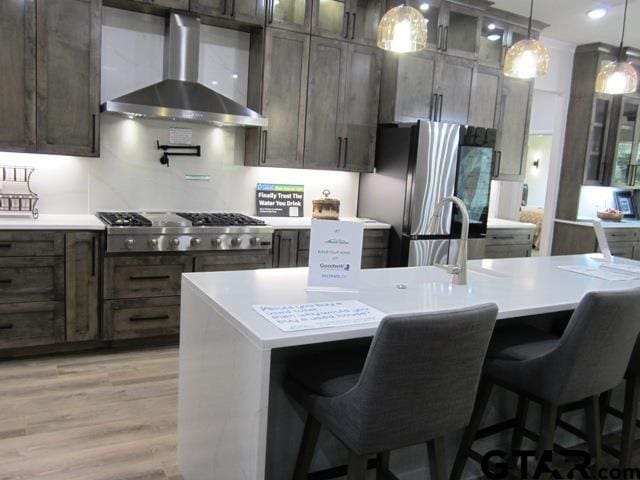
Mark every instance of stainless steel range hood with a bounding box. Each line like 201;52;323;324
100;13;267;127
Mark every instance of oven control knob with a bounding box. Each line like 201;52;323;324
125;238;136;250
191;237;201;247
231;237;242;247
212;237;222;247
170;238;180;248
148;238;159;248
250;237;261;246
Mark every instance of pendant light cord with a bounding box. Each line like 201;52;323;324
620;0;629;59
527;0;534;38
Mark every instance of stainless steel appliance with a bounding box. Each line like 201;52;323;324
96;212;274;253
358;121;496;267
100;13;267;128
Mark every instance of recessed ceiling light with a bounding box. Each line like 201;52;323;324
419;2;430;11
587;7;608;19
487;33;502;42
488;23;496;30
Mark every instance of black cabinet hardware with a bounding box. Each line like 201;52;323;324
129;275;171;281
129;315;170;322
0;323;13;330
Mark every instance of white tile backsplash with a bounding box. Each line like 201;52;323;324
0;8;360;217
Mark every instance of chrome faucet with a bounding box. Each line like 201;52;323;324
427;196;470;285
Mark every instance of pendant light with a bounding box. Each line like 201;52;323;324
377;1;428;54
595;0;638;95
503;0;550;79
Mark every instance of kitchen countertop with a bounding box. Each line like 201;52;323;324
258;216;391;229
556;218;640;229
182;253;634;349
487;218;536;229
0;214;105;231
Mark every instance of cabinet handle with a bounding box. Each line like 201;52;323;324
343;12;350;39
268;0;274;22
230;0;236;16
493;151;502;178
92;235;97;277
351;13;356;40
438;94;444;121
632;165;638;186
91;114;96;153
129;315;170;322
443;26;449;51
0;243;12;248
273;233;281;267
343;137;349;168
128;275;171;281
222;0;228;15
261;130;268;164
438;25;443;50
337;137;343;167
0;279;12;285
429;93;436;120
0;323;13;330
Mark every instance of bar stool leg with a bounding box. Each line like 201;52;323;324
293;415;321;480
427;436;447;480
347;452;368;480
509;396;530;468
450;379;494;480
536;402;558;461
621;376;640;467
599;390;612;431
585;396;603;469
376;452;390;479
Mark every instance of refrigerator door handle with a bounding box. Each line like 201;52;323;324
493;150;502;178
429;93;437;120
438;94;444;121
337;137;343;168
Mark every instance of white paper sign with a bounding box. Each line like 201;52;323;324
253;300;385;332
307;219;364;291
557;265;640;281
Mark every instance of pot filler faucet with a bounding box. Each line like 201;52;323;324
427;196;470;285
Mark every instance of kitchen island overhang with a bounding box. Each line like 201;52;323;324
177;255;639;479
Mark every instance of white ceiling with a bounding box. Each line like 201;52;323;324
492;0;639;47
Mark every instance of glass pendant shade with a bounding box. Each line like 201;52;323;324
503;38;550;79
377;4;428;53
595;61;638;94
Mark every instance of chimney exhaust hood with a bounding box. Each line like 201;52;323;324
100;12;267;128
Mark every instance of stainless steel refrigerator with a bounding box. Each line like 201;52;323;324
358;121;496;267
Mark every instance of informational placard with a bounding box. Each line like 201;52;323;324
169;127;192;145
256;183;304;217
557;265;640;281
253;300;385;332
308;219;364;291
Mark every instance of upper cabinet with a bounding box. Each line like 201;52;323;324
609;96;640;188
266;0;311;32
311;0;383;46
190;0;265;26
0;0;101;157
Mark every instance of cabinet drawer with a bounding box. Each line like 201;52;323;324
297;250;309;267
104;297;180;340
298;229;390;250
104;255;192;299
605;229;637;242
361;248;388;269
0;301;65;349
485;229;533;246
0;231;64;257
0;257;64;304
607;241;635;259
485;244;532;259
194;252;273;271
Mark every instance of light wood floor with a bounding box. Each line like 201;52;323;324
0;346;182;480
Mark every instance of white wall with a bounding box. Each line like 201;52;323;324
0;7;360;217
524;134;553;207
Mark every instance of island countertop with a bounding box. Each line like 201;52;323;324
182;254;639;349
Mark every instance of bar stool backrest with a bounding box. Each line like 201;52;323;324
332;303;498;455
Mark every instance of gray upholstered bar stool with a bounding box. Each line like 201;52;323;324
285;304;498;480
451;288;640;479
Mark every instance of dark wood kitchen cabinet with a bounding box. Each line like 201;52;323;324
190;0;265;26
436;55;475;124
0;257;64;304
0;0;36;153
194;251;273;271
104;297;180;340
265;0;311;32
65;232;100;342
245;29;309;168
36;0;101;157
469;65;502;129
272;230;299;267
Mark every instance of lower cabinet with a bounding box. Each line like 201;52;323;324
0;301;65;349
66;232;100;342
484;228;534;259
194;251;273;271
552;222;640;259
103;297;180;340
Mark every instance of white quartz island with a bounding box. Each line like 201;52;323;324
178;254;640;480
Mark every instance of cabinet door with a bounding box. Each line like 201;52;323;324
134;0;188;8
611;97;640;187
232;0;265;25
469;66;501;128
0;0;36;153
584;95;612;185
406;0;443;50
194;252;273;271
304;37;347;170
478;16;507;67
342;44;382;172
266;0;311;32
190;0;227;17
260;29;309;168
36;0;100;157
348;0;383;46
441;2;480;58
394;51;439;122
496;77;532;180
312;0;348;41
66;232;100;342
273;230;299;267
436;55;473;124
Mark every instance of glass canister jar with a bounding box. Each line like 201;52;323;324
312;189;340;220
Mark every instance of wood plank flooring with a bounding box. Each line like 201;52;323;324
0;347;182;480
